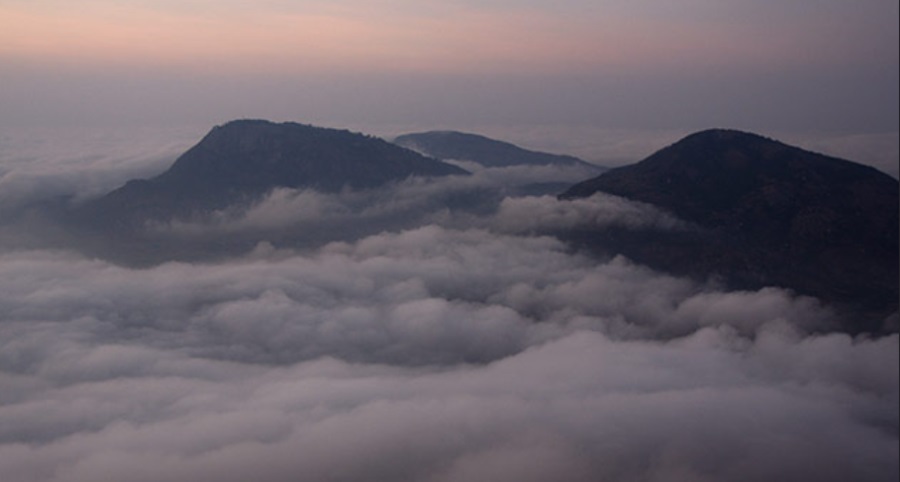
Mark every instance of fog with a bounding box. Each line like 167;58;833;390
0;126;203;210
3;0;897;476
0;230;896;482
0;131;897;481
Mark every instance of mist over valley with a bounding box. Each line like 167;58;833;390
0;119;896;482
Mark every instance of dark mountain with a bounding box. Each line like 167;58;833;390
559;129;899;333
79;120;468;228
394;130;602;170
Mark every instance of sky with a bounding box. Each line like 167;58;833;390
0;4;898;481
1;0;897;152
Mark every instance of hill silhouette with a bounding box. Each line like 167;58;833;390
80;120;468;228
394;130;602;169
560;129;899;333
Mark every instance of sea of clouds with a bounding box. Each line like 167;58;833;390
0;127;896;482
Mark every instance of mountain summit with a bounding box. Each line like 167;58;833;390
560;129;899;331
394;130;600;169
81;120;468;226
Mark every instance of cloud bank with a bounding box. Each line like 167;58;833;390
0;126;200;211
0;128;896;482
1;223;896;482
149;166;683;245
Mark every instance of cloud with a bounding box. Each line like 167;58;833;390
492;193;691;234
0;222;845;371
0;126;198;211
0;128;896;481
145;167;687;260
1;220;895;482
0;322;895;481
145;163;606;240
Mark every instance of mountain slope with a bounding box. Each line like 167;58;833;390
559;129;899;332
81;120;468;227
394;130;601;169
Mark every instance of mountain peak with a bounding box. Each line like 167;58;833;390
201;119;341;145
559;129;899;330
80;120;468;226
679;128;768;142
561;128;893;222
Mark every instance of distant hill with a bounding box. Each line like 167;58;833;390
79;120;468;228
394;130;603;170
559;129;899;333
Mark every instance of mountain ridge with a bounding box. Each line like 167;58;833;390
79;119;468;228
394;130;603;170
559;128;899;332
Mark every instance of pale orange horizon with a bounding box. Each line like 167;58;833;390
0;0;896;136
1;1;872;74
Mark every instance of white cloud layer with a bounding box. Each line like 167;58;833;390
0;125;896;481
1;223;895;481
0;126;201;210
150;169;685;245
492;193;690;233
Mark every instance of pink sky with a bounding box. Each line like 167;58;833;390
2;1;885;74
1;0;897;140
